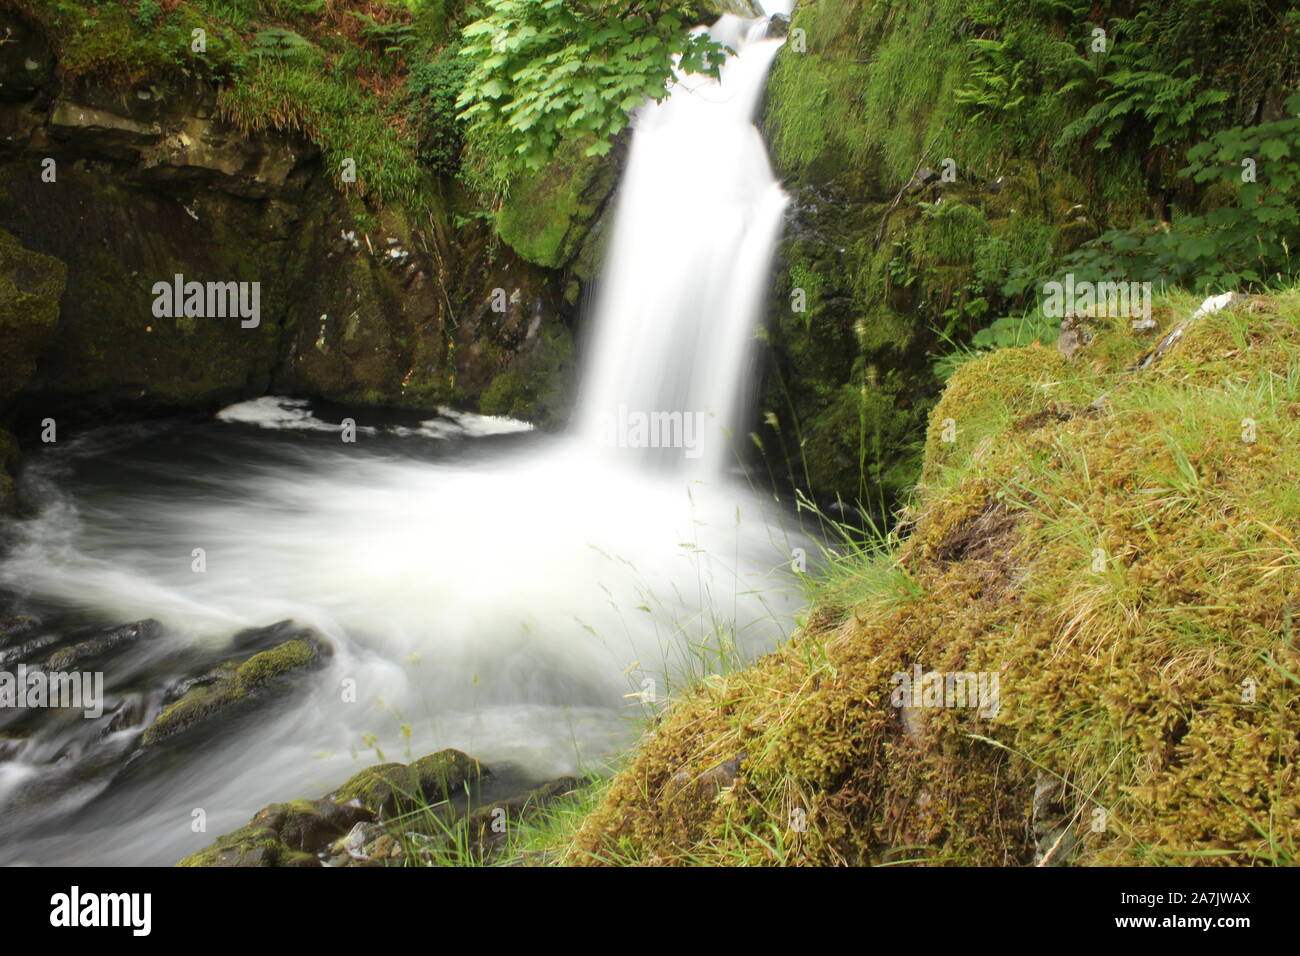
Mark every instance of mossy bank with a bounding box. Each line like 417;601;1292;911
565;288;1300;866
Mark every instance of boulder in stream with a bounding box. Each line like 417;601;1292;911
141;631;329;746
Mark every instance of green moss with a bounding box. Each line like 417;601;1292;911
492;138;616;269
0;227;68;403
177;825;286;867
218;61;436;211
567;288;1300;866
332;748;481;818
478;320;575;426
1;0;245;85
235;639;315;690
756;0;1273;511
142;637;322;745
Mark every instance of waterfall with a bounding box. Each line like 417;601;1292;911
575;5;794;472
0;4;809;865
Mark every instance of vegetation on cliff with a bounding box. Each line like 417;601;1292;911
1;1;715;247
759;0;1300;510
566;289;1300;865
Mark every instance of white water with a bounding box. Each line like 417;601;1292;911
0;6;800;865
576;8;793;471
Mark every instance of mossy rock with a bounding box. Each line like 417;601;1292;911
568;291;1300;866
331;748;483;819
142;635;327;746
477;319;575;426
494;138;618;269
0;226;67;405
179;749;489;865
178;798;372;866
176;824;288;867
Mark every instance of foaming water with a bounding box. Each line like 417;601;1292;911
0;417;805;864
0;4;803;865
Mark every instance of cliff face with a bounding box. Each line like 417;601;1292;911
0;5;602;507
0;7;578;421
756;0;1299;510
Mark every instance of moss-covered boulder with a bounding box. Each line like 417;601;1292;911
493;138;620;271
141;634;328;746
177;797;373;867
331;749;483;819
179;749;490;866
43;619;160;672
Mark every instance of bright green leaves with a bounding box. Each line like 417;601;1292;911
455;0;728;171
1064;94;1300;293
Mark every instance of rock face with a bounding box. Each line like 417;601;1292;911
0;6;582;494
0;226;66;405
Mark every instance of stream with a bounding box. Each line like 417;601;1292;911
0;4;801;866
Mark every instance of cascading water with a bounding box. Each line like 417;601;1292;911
0;5;801;865
576;8;793;471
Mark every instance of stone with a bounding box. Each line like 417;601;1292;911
330;748;483;819
44;619;160;671
141;631;329;745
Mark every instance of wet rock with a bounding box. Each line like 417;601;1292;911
334;821;388;862
0;227;67;407
182;749;484;866
136;114;313;199
330;748;484;819
177;824;289;868
44;619;160;671
180;750;593;867
141;631;329;746
0;631;59;667
177;796;373;868
48;99;161;160
0;613;38;646
260;798;373;853
103;693;149;735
